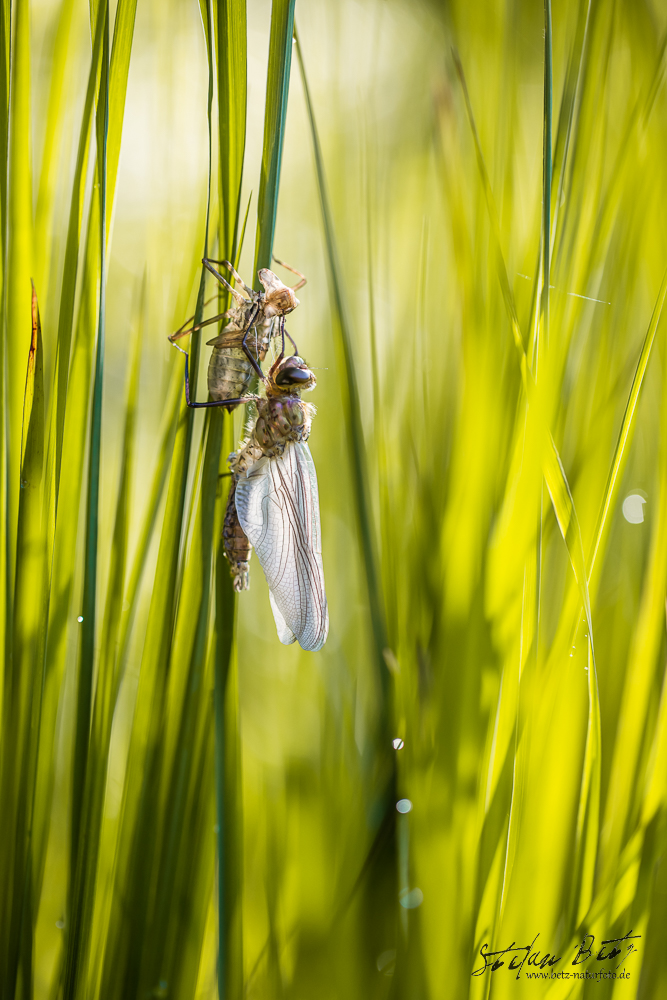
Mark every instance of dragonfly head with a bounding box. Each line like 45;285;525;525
257;269;300;317
269;355;317;394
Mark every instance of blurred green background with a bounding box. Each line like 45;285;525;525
2;0;667;997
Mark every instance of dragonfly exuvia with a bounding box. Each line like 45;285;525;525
169;257;305;407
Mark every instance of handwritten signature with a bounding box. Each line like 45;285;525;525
472;930;640;980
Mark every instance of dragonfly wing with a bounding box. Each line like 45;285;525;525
235;443;329;651
269;590;297;646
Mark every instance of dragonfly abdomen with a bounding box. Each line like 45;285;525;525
206;319;273;406
222;397;311;589
223;479;252;591
208;346;255;402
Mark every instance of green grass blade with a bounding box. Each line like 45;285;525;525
454;49;596;641
253;0;296;282
452;48;527;364
0;0;9;758
140;409;223;993
99;3;217;989
38;13;139;923
96;310;204;1000
49;5;107;509
235;190;252;271
34;207;100;926
31;34;111;887
594;294;667;900
561;270;667;925
4;0;32;611
215;529;242;1000
97;380;199;996
587;267;667;590
115;362;182;671
295;29;389;702
216;0;247;263
34;0;77;297
72;0;109;870
550;0;591;268
99;278;145;699
210;3;247;995
539;0;552;373
0;0;9;246
294;27;397;956
0;285;45;995
107;0;138;231
454;37;604;954
64;6;110;996
67;279;143;998
565;36;667;305
0;0;34;987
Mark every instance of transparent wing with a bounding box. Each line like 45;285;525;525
269;591;297;646
235;443;329;651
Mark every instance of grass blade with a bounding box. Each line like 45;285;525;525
0;0;35;988
295;29;389;704
587;267;667;590
294;27;398;965
5;0;33;603
107;0;139;230
216;0;247;263
0;0;9;754
115;361;182;671
210;2;247;995
253;0;296;281
64;5;110;995
454;35;604;951
0;284;45;995
49;4;107;513
538;0;552;373
99;3;217;991
34;0;77;297
140;409;223;993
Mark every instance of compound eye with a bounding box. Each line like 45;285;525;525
276;367;311;386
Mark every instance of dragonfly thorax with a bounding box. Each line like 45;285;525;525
253;396;312;456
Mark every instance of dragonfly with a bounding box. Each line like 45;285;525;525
169;260;328;652
169;257;306;408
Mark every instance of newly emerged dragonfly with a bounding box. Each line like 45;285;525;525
169;261;328;652
169;257;305;407
226;354;328;650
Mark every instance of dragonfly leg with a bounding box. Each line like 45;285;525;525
203;258;254;297
202;258;248;307
273;256;307;291
241;304;266;380
220;260;255;298
169;309;231;343
276;317;299;357
285;327;299;356
170;295;223;341
171;341;258;409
